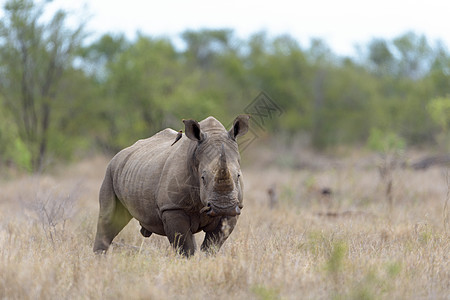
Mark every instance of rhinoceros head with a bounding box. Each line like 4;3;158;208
183;115;250;217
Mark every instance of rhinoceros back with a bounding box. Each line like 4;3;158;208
108;128;178;221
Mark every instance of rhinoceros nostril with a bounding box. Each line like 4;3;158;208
200;202;213;214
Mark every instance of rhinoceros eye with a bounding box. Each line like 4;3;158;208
201;175;206;184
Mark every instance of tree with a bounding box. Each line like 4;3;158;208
80;33;128;81
96;35;184;151
0;0;85;171
393;32;432;79
181;29;234;69
427;97;450;149
368;38;394;75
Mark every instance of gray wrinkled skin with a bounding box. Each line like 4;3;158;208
93;115;249;256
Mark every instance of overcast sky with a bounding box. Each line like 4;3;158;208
5;0;450;56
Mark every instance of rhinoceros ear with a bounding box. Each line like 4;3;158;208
228;114;250;140
183;119;205;142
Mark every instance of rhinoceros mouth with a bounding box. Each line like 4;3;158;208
200;203;242;217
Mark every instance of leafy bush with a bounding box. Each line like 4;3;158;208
367;128;406;154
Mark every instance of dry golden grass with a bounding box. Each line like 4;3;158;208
0;153;449;299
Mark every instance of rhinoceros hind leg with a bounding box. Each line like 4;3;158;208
93;197;132;253
93;173;132;253
93;198;132;253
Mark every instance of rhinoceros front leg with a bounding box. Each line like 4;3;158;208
201;216;237;253
161;210;196;257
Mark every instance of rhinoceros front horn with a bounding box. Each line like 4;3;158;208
215;144;232;188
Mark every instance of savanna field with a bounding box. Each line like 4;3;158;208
2;1;450;299
0;149;449;299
